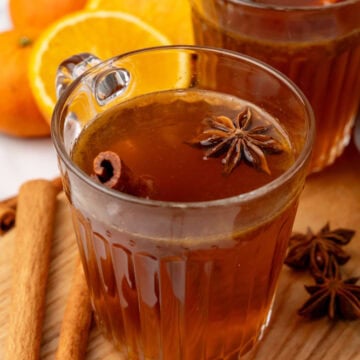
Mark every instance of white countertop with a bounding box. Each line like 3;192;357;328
0;0;58;199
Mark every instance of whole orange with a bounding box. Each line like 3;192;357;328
0;29;50;137
9;0;87;29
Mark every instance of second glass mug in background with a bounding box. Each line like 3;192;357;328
191;0;360;172
52;46;314;359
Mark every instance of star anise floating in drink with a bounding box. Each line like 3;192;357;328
188;107;285;174
286;223;359;320
285;223;355;276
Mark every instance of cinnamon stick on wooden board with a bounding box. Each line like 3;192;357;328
56;259;93;360
0;177;62;235
5;179;59;360
0;206;15;235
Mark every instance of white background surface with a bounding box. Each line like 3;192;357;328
0;0;59;199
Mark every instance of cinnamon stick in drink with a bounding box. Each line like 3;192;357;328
55;259;92;360
92;151;154;197
54;153;152;359
5;179;58;360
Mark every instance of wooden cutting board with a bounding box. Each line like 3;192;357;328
0;143;360;360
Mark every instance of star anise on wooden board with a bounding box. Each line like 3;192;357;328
298;260;360;320
285;223;355;276
188;107;285;175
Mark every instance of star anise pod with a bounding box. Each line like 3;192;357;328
188;107;285;175
285;223;355;275
298;260;360;320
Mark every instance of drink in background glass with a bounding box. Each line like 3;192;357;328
191;0;360;172
52;47;314;359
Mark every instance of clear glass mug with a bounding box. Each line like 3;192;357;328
52;46;314;359
191;0;360;172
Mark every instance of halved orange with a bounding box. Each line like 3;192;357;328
86;0;194;45
28;10;172;123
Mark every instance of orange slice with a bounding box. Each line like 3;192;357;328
86;0;194;44
28;10;171;123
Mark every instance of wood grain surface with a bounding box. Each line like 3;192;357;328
0;143;359;360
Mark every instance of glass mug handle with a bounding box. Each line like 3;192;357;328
55;53;131;105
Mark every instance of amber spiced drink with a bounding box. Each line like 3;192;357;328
52;47;314;359
191;0;360;172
